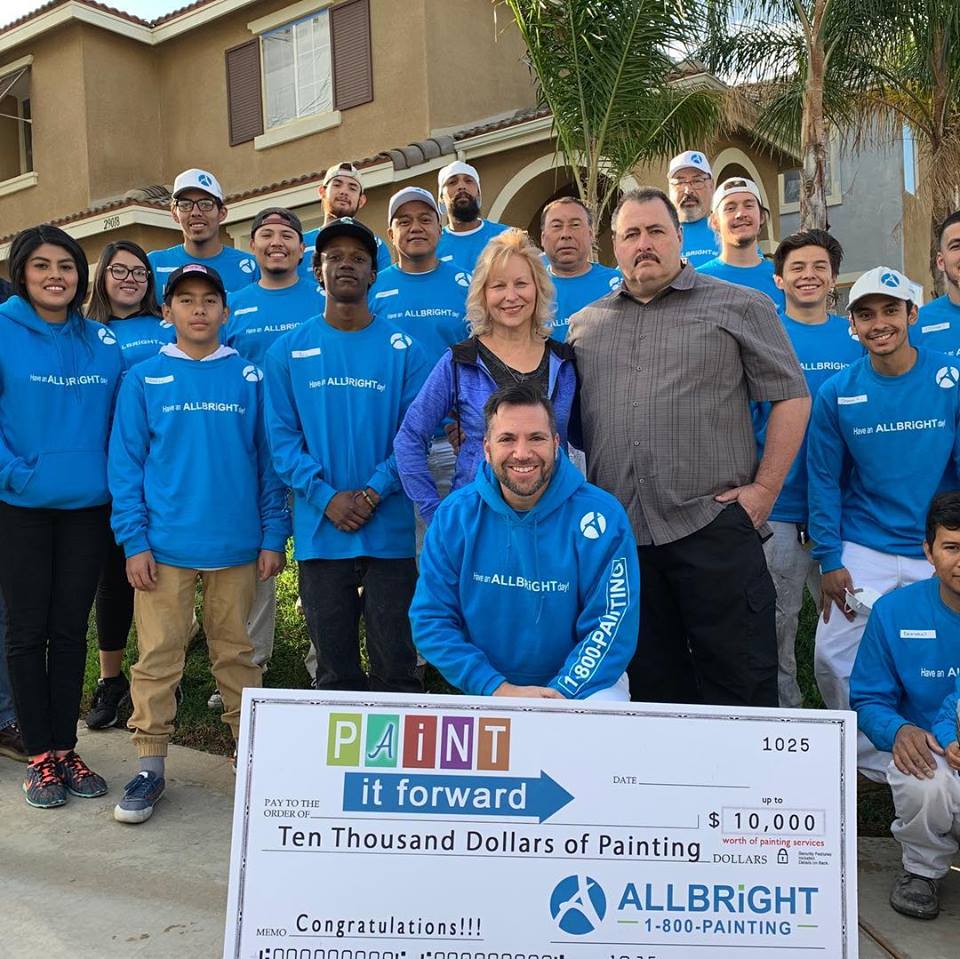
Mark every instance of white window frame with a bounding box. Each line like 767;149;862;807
0;54;36;193
248;1;340;151
778;132;842;214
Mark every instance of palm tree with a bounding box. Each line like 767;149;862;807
698;0;894;231
498;0;726;237
858;0;960;290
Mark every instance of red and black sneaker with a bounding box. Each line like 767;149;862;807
23;753;66;809
57;751;108;798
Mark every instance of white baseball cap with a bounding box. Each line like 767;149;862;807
712;176;765;212
438;160;480;196
172;168;224;202
669;150;712;178
323;161;363;190
847;266;916;311
388;186;440;224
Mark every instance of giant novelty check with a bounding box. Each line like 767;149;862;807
224;691;858;959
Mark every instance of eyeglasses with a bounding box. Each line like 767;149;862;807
669;175;711;188
107;264;149;282
174;198;219;213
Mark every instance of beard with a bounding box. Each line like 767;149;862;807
494;459;553;501
451;195;481;223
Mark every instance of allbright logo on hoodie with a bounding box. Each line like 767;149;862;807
29;373;108;387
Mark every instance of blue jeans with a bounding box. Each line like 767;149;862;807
0;590;15;729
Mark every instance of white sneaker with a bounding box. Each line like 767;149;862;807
207;690;224;711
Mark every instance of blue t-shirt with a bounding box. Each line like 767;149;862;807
263;315;429;561
807;348;960;572
548;264;621;341
681;217;720;269
109;314;175;372
699;257;785;310
913;295;960;357
436;220;510;271
148;244;259;298
369;262;470;367
299;228;393;285
755;313;862;523
851;577;960;753
225;279;325;367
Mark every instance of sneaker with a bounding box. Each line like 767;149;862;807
889;870;940;920
207;689;223;711
0;722;29;762
23;754;66;808
114;771;165;824
57;751;108;798
84;674;130;730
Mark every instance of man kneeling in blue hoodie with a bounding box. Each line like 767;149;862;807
411;384;639;700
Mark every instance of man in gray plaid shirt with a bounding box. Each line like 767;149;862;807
568;187;809;708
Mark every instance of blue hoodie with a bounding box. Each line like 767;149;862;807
148;244;259;297
851;577;960;753
108;314;175;371
108;345;289;568
912;296;960;357
394;337;578;524
411;452;639;697
549;263;621;342
437;220;510;271
0;296;121;509
225;278;325;366
264;314;428;561
807;348;960;572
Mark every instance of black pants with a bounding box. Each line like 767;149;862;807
0;503;111;755
628;504;778;708
299;557;422;693
95;538;134;653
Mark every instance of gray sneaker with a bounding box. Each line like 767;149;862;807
207;690;224;711
889;871;939;920
114;771;165;824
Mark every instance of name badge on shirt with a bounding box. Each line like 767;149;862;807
838;394;868;405
900;629;937;639
921;322;950;334
291;348;322;359
145;375;175;385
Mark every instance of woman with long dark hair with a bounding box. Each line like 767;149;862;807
84;241;170;730
0;225;121;808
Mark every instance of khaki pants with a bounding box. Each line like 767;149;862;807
129;562;260;757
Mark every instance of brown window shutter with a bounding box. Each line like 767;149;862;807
225;39;263;146
331;0;373;111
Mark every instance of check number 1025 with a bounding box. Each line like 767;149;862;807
762;737;810;753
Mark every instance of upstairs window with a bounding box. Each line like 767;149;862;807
0;63;32;183
263;12;333;130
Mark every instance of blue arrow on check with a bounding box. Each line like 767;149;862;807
342;770;574;823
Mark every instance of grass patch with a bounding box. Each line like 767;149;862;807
83;576;894;835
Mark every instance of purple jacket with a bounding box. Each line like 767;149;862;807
394;337;578;523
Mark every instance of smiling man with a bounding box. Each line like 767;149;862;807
264;218;428;694
808;266;960;780
700;177;784;309
567;187;809;708
756;230;863;706
667;150;719;269
411;384;638;700
851;491;960;921
149;168;259;298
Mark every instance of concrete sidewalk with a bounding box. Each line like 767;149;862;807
0;730;957;958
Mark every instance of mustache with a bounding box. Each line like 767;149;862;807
634;252;661;265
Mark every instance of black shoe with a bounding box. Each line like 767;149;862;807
889;871;940;920
84;674;130;730
0;722;29;762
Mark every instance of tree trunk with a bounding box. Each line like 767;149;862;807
799;2;829;231
927;27;948;296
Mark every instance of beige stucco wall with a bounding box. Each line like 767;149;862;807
0;26;91;230
902;190;935;301
423;0;536;132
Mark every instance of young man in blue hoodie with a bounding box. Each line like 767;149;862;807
411;384;639;699
264;218;428;693
808;265;960;781
149;168;259;297
109;263;289;823
759;230;863;707
220;208;324;701
913;211;960;357
851;492;960;920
